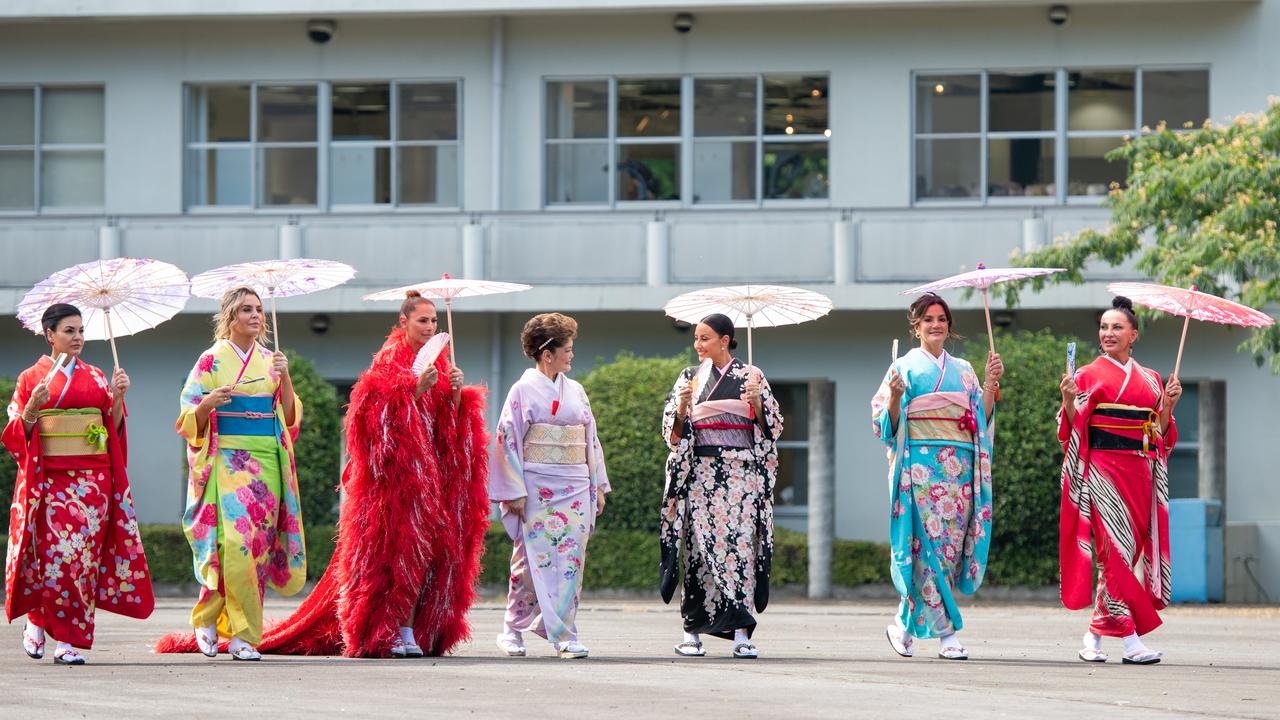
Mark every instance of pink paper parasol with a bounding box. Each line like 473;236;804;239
663;284;833;370
190;259;356;349
1107;281;1276;379
902;262;1064;354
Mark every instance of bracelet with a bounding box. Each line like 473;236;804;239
22;411;37;423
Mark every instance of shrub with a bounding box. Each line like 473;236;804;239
0;376;15;534
284;350;342;527
966;328;1086;587
579;350;694;533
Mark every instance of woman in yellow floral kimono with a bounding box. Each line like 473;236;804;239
160;286;306;661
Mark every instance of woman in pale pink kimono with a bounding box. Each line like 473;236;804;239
490;313;609;659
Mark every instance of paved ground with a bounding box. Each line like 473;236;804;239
2;595;1277;719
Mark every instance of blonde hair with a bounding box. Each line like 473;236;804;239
214;286;268;341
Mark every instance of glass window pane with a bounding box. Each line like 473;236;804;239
188;147;251;206
693;140;755;203
189;85;250;143
774;383;809;441
332;84;390;141
398;145;458;206
545;81;607;140
1068;136;1126;196
1069;70;1136;131
617;78;681;137
988;138;1056;198
42;87;104;144
763;141;828;200
915;75;980;134
0;150;35;209
617;143;679;201
545;142;608;204
989;72;1055;132
398;83;458;141
0;89;36;145
1143;70;1209;129
775;447;809;506
331;146;390;204
41;150;103;207
694;77;756;137
257;85;318;142
1167;449;1198;499
764;75;828;135
915;138;979;199
259;147;317;206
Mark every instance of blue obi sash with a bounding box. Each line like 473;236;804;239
216;395;277;436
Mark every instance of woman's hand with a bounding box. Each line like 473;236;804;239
199;384;235;413
272;351;290;379
112;367;130;398
888;368;906;402
25;378;51;418
595;492;606;517
416;365;439;396
676;380;694;415
502;496;527;521
449;366;464;392
1060;373;1078;407
984;352;1004;389
742;374;762;406
1164;375;1183;408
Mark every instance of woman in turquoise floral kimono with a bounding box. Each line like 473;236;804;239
166;286;306;661
870;293;1002;660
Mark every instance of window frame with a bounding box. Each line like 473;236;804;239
184;78;463;214
0;84;107;216
542;71;830;210
911;65;1209;207
770;380;812;516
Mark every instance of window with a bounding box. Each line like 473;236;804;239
914;67;1208;204
771;382;810;508
185;80;460;210
545;73;829;207
1167;382;1199;499
0;86;105;211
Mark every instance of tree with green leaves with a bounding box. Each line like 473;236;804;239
1006;102;1280;369
284;350;342;526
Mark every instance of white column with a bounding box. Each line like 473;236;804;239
98;224;122;259
279;223;303;259
646;218;670;286
833;218;856;285
1022;216;1047;254
463;222;487;279
807;378;836;599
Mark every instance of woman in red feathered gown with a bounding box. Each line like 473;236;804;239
156;291;489;658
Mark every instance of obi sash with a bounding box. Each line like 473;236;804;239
905;391;976;444
523;423;587;465
1089;403;1160;453
690;398;753;455
215;395;277;436
37;408;108;457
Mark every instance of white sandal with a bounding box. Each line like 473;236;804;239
195;625;219;658
1122;648;1162;665
885;624;913;658
390;636;423;658
228;638;261;661
731;642;758;659
937;643;969;660
555;641;589;659
1078;648;1108;663
673;640;706;657
53;646;85;665
22;622;45;660
496;633;527;657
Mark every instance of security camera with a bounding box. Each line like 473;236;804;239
673;12;694;34
1047;5;1069;26
307;19;336;44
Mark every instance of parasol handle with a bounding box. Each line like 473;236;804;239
1172;313;1191;381
981;286;996;357
746;314;754;372
445;298;457;367
104;307;120;370
270;290;280;350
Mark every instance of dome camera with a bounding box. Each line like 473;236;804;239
307;19;336;44
1047;5;1070;26
673;12;694;34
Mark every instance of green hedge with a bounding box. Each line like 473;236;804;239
965;328;1085;587
0;376;14;534
284;349;342;527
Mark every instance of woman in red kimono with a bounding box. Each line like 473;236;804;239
4;303;154;665
1059;296;1181;665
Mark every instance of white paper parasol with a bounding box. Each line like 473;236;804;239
663;284;834;369
190;259;356;348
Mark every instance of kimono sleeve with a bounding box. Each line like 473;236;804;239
2;368;36;460
1149;368;1179;455
870;364;898;447
176;352;215;448
489;383;530;502
580;384;610;494
755;373;783;443
661;368;695;452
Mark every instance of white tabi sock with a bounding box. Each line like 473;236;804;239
399;626;416;644
1083;631;1103;652
683;631;700;645
1122;633;1147;655
55;640;74;654
733;628;749;645
940;632;960;648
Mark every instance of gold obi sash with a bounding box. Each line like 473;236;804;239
37;408;108;457
906;396;976;444
523;423;587;465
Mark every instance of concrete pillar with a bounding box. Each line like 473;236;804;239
1021;216;1047;254
646;218;670;286
807;378;836;599
463;222;487;279
1198;380;1226;508
833;219;856;285
279;223;303;259
98;224;121;259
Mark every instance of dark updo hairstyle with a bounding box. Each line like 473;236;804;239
1107;295;1139;328
699;313;739;350
521;312;578;361
41;303;82;336
908;292;964;341
399;289;435;318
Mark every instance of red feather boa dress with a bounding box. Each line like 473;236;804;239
157;328;489;657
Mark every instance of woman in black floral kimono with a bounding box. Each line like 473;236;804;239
660;313;783;659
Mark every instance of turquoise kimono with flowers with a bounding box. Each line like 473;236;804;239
870;348;994;639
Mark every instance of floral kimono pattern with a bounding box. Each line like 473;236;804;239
491;369;609;644
660;358;782;640
3;355;153;648
1059;355;1174;637
176;340;306;645
871;348;994;640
